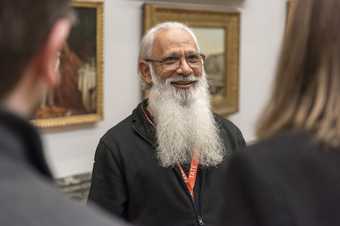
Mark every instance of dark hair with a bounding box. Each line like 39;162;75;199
257;0;340;146
0;0;73;99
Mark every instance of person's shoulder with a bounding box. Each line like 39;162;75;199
239;130;316;165
101;102;145;144
0;152;125;226
247;130;312;153
214;114;240;131
105;115;133;136
0;157;129;226
213;113;245;147
100;113;135;146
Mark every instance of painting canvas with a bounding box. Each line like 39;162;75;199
192;28;226;98
143;4;240;116
32;0;104;128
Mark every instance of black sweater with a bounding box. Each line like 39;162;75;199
88;101;246;226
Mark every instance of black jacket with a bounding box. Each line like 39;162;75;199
0;109;128;226
88;101;245;226
221;130;340;226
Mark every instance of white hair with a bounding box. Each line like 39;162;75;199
139;22;200;60
139;22;200;90
148;67;226;167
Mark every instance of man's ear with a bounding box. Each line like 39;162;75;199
139;61;152;85
34;18;72;87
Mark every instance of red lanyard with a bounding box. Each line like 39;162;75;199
142;105;155;127
177;151;200;199
142;105;200;199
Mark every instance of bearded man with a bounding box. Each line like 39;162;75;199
88;22;245;226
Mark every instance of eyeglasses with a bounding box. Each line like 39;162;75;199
144;53;206;71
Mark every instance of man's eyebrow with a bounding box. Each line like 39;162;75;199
163;52;180;58
185;50;198;55
162;52;180;59
163;50;199;58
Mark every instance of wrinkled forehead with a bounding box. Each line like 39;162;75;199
151;28;199;58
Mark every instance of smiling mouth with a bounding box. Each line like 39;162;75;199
170;81;197;89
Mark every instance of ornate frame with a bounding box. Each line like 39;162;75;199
32;0;104;128
143;4;241;116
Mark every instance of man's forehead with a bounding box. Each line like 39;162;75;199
152;28;198;57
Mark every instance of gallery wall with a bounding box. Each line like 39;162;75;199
42;0;286;178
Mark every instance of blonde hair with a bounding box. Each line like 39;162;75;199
256;0;340;147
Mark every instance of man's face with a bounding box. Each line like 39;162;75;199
150;29;203;90
147;30;224;167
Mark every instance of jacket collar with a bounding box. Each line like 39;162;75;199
0;109;52;179
131;99;157;147
131;99;226;147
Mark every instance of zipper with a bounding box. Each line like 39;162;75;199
173;167;205;226
132;113;205;225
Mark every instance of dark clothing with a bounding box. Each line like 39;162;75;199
0;109;128;226
88;101;246;226
221;130;340;226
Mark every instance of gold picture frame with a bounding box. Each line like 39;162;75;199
32;0;104;128
143;4;240;116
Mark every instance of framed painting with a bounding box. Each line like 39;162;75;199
32;0;104;128
143;4;240;116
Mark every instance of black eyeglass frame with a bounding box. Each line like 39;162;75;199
143;52;206;69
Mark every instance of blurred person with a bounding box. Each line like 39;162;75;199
88;22;245;226
0;0;128;225
220;0;340;226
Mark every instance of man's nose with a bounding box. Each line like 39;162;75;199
176;57;193;76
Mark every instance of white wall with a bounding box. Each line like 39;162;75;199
228;0;286;141
42;0;286;178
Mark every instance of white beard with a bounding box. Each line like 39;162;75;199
148;67;225;167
